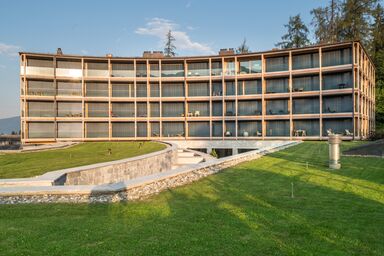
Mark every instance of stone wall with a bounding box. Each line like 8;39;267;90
0;141;299;204
57;144;177;185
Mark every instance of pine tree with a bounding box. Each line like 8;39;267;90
276;14;310;49
236;38;250;54
311;0;342;43
339;0;376;44
164;30;176;57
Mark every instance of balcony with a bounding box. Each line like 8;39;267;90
111;103;134;117
162;102;185;117
238;100;262;116
292;53;319;70
238;59;262;75
56;59;82;78
137;103;147;117
161;63;184;77
112;122;135;137
212;82;223;96
292;98;319;114
150;103;160;117
28;122;55;138
266;99;290;115
292;75;319;92
323;118;353;136
162;122;185;137
238;121;262;137
57;81;82;96
27;80;55;96
188;82;209;97
212;121;223;137
323;95;353;113
225;81;235;96
322;72;352;90
188;102;209;117
85;61;108;77
57;122;83;138
86;122;109;138
58;122;82;138
86;82;108;97
188;122;210;137
293;119;320;137
137;122;147;137
24;58;54;76
112;83;134;97
266;78;289;94
150;122;160;137
211;61;222;76
86;103;109;117
112;62;134;77
322;48;352;67
150;63;160;78
224;61;236;76
266;56;289;72
187;62;209;77
266;120;290;137
238;80;262;95
58;102;82;117
28;102;55;117
162;83;185;97
225;101;236;116
136;63;147;78
224;121;235;137
150;83;160;97
136;83;147;97
212;102;223;116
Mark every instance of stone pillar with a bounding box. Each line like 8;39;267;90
328;134;341;169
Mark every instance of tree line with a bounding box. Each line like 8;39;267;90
275;0;384;129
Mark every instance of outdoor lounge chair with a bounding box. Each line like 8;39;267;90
344;129;353;136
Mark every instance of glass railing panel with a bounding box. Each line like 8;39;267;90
85;69;109;77
292;76;320;92
161;70;185;77
111;70;135;77
25;67;54;76
187;69;210;77
211;68;222;76
28;122;55;138
56;68;82;77
58;102;82;117
162;122;185;137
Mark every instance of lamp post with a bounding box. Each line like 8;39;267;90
328;134;341;169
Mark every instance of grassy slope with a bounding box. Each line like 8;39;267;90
0;142;383;255
0;142;166;178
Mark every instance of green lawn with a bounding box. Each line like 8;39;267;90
1;142;383;255
0;142;166;179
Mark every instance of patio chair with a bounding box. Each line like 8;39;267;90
326;129;334;136
344;129;353;136
194;111;200;117
256;131;262;136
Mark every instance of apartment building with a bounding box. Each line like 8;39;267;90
19;41;375;143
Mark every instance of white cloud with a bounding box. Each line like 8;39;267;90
135;18;214;55
0;43;21;57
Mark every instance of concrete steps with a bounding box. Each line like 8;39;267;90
175;149;205;165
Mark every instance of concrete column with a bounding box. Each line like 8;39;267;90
207;147;212;154
328;134;341;169
232;147;238;155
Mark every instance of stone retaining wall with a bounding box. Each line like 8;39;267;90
0;141;299;204
60;147;176;185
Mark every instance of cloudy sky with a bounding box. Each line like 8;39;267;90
0;0;323;118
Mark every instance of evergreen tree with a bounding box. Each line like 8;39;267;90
164;30;176;57
339;0;376;44
276;14;310;49
236;38;250;54
311;0;342;43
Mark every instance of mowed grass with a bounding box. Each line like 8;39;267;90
0;142;166;178
1;142;384;255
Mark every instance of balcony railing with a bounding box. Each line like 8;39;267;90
111;70;135;77
24;66;54;76
56;68;82;77
187;69;210;77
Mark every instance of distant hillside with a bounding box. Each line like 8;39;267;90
0;116;20;134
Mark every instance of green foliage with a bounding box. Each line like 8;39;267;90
0;142;166;178
1;142;383;255
276;14;310;49
210;148;218;158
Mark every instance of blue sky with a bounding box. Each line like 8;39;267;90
0;0;324;118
